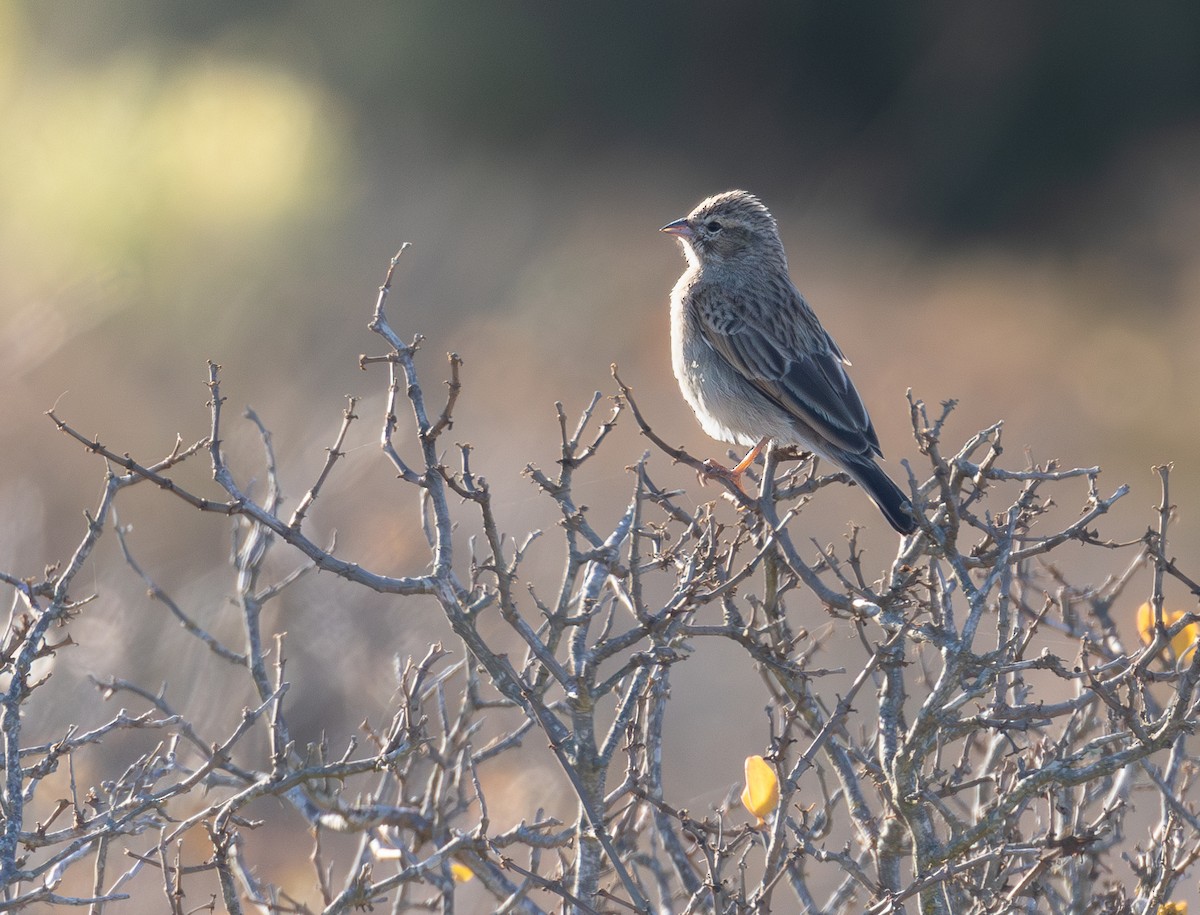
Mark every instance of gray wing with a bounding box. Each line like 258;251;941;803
694;282;882;457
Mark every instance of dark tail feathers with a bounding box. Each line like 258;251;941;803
841;455;919;535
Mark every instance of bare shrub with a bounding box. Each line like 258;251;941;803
3;250;1197;914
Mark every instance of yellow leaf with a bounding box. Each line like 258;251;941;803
1136;602;1198;660
450;862;473;883
741;755;780;825
1157;903;1186;915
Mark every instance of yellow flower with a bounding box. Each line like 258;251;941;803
1157;902;1186;915
741;755;780;825
1136;602;1199;661
450;862;473;883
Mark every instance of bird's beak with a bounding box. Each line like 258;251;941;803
659;218;693;239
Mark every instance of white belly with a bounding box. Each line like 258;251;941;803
670;279;802;450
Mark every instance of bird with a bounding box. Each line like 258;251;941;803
660;190;918;535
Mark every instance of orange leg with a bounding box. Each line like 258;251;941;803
730;436;770;479
700;436;770;491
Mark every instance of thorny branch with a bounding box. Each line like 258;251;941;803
2;248;1196;913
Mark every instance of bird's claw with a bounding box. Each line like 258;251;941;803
698;460;746;492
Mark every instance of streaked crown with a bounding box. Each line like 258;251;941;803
664;190;786;268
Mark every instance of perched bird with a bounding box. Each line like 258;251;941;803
660;190;918;534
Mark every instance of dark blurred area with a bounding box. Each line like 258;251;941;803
24;3;1200;238
5;2;1200;901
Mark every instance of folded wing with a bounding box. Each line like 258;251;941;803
695;284;882;459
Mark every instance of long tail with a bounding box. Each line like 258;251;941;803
840;454;918;535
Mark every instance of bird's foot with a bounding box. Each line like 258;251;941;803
698;459;747;492
699;437;772;493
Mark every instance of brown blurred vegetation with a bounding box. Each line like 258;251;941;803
5;2;1200;904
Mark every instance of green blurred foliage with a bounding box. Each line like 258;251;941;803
0;2;346;301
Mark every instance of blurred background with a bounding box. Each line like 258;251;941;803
5;0;1200;903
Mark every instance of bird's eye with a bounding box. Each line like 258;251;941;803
706;221;723;233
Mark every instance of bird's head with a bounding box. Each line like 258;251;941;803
660;190;784;270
